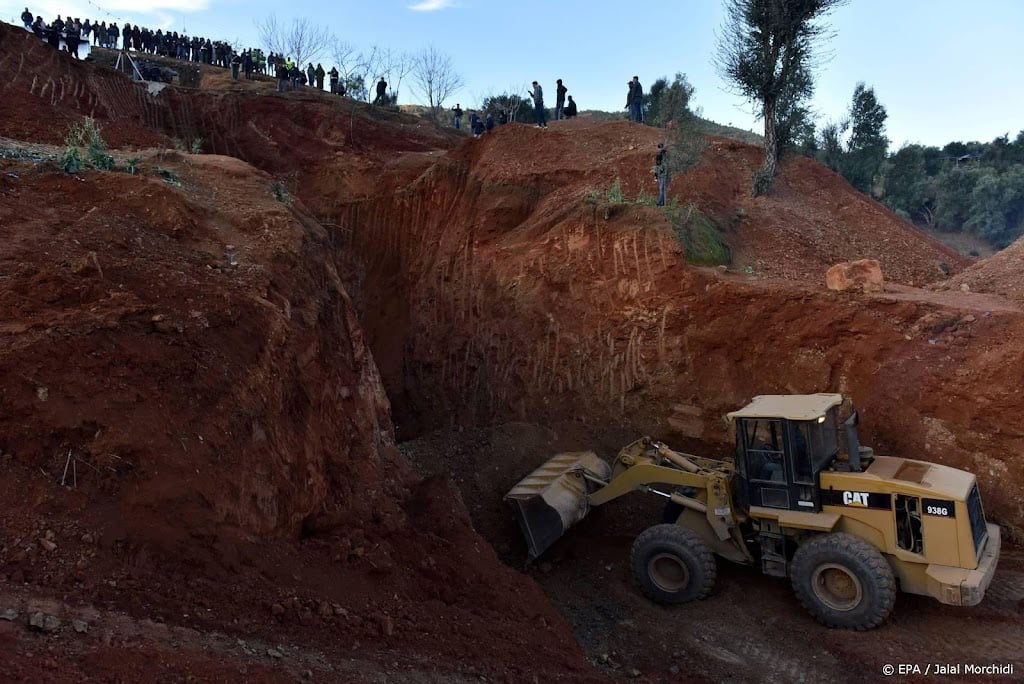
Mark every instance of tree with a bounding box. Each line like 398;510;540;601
411;46;464;123
716;0;848;195
643;73;695;128
774;64;817;158
964;169;1008;242
818;119;847;172
481;91;530;123
934;166;981;231
881;144;935;225
841;82;888;193
964;164;1024;246
379;48;413;104
641;73;707;178
256;14;331;66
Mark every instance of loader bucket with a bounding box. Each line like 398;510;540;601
504;451;611;560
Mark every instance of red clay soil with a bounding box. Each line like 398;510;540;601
2;19;1024;683
323;121;1024;544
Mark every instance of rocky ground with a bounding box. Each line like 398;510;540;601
1;21;1023;682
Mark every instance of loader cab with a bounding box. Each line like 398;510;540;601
728;394;844;513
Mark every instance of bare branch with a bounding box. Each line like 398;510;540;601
255;14;331;66
411;46;464;122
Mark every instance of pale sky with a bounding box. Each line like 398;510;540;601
3;0;1022;149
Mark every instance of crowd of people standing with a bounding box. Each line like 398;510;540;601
17;7;651;129
16;6;344;90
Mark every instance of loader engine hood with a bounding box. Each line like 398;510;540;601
863;455;975;500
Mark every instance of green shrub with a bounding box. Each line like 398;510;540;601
88;147;115;170
60;147;83;174
62;117;117;172
190;138;204;154
271;180;292;204
635;188;657;206
606;177;625;204
665;204;731;265
124;156;142;174
153;167;180;185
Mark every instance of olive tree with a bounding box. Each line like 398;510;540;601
716;0;848;195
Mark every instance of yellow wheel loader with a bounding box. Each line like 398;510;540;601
504;394;1000;630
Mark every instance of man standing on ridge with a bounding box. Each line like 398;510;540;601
329;66;339;94
452;103;463;129
276;60;288;93
627;75;643;122
373;77;387;105
21;7;33;29
529;81;547;128
315;63;325;90
555;78;567;120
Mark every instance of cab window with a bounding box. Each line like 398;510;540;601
743;419;784;483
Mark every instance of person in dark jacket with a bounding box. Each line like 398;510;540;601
373;77;387;104
276;61;288;92
555;78;567;120
328;66;339;94
21;7;33;29
45;23;60;49
654;143;670;206
306;63;315;89
65;22;81;58
564;95;578;118
627;75;643;122
314;63;325;90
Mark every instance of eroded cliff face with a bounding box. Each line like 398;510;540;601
0;151;592;679
0;153;405;552
316;124;1024;540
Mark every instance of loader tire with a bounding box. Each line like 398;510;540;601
631;524;716;604
790;533;896;630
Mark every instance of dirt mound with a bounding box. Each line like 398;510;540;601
941;235;1024;306
0;148;596;680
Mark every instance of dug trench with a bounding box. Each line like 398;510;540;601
1;23;1023;681
310;120;1024;682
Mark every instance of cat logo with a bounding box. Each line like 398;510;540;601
843;491;870;506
